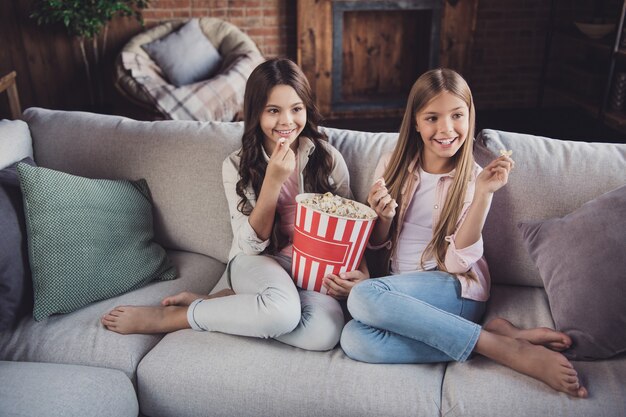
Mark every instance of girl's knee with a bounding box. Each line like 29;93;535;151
292;325;341;351
256;288;301;337
340;320;380;363
340;320;360;359
347;279;387;322
276;293;344;351
299;304;344;351
270;309;301;336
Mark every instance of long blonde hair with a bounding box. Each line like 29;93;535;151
382;68;476;276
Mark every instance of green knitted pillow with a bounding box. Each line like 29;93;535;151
17;163;177;321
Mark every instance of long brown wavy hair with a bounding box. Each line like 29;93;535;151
235;58;337;254
382;68;476;276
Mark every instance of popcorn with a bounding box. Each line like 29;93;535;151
499;149;513;157
293;193;377;293
300;192;375;219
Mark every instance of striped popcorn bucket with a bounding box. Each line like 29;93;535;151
292;193;377;294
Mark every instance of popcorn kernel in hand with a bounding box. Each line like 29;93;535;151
499;149;513;157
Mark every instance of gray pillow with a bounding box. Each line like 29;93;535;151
0;158;35;330
142;18;222;87
17;163;177;321
518;184;626;360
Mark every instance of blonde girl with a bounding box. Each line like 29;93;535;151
339;68;587;398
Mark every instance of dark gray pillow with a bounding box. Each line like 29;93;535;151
518;184;626;360
142;18;222;87
0;157;35;330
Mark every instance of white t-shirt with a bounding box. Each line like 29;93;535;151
391;168;446;274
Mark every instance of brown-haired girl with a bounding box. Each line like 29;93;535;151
103;58;367;351
340;68;588;398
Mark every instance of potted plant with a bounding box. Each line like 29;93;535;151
31;0;150;108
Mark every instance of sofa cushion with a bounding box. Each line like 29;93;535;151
475;129;626;287
0;250;224;380
0;361;138;417
442;284;626;417
0;158;35;331
0;119;33;170
138;329;445;417
22;107;243;264
323;126;398;204
141;18;222;87
518;185;626;360
443;348;626;416
17;163;177;321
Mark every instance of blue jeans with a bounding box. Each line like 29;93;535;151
340;271;485;363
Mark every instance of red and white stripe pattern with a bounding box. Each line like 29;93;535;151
292;203;375;293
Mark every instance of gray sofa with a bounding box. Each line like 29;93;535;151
1;107;625;417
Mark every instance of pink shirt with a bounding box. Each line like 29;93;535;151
277;161;300;257
371;153;491;302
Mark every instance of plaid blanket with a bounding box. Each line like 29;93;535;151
122;50;264;121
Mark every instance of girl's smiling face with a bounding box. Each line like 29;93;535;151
415;91;469;174
261;84;307;155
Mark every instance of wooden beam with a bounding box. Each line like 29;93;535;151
0;71;22;119
297;0;333;115
440;0;479;75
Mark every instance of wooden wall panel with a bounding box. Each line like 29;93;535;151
341;10;429;102
297;0;333;115
0;1;33;118
0;0;154;120
0;1;295;121
440;0;480;74
297;0;478;121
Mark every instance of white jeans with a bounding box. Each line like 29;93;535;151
187;253;344;351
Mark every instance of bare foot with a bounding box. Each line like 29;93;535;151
207;288;235;299
476;332;588;398
162;291;207;306
484;317;571;351
101;305;189;334
161;288;235;307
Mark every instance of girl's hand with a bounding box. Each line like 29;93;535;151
476;155;515;194
323;270;369;300
266;138;296;185
367;178;398;221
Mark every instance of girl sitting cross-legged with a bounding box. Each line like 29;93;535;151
102;58;368;351
338;68;588;398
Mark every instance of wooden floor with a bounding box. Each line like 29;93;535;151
323;107;626;144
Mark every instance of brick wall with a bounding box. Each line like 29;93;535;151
143;0;296;59
467;0;553;109
140;0;616;110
